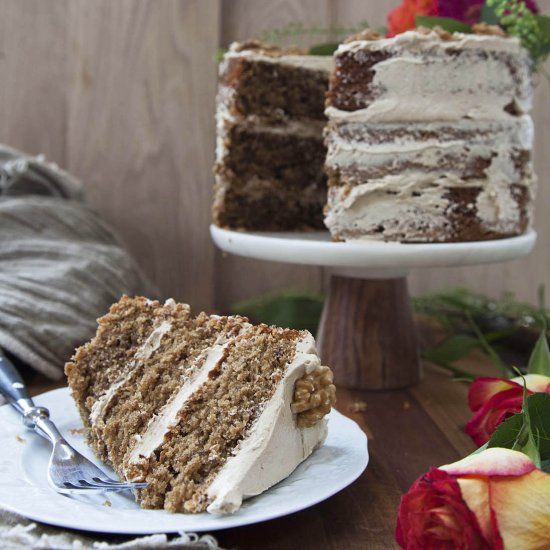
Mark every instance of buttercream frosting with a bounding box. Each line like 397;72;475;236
206;332;327;514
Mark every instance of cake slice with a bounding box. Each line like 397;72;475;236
213;41;333;230
65;296;335;514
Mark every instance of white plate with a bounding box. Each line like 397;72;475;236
0;387;368;534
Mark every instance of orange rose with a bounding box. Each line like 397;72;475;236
465;374;550;446
397;448;550;549
387;0;438;37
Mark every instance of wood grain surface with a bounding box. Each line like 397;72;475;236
0;0;548;310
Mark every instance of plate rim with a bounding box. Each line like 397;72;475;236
210;224;537;270
0;387;368;534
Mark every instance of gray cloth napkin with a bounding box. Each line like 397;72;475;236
0;145;154;380
0;509;221;549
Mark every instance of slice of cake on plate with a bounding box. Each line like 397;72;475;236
213;41;333;230
65;296;336;514
324;26;535;242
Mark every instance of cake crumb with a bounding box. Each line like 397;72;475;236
349;400;367;413
15;435;25;444
68;427;86;436
103;500;112;507
403;401;411;410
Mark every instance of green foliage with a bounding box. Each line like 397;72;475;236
527;327;550;375
309;43;340;56
423;334;481;364
231;291;324;335
415;16;473;33
414;286;550;380
412;287;550;333
485;0;550;68
487;392;550;469
257;21;370;48
214;48;227;64
481;3;500;25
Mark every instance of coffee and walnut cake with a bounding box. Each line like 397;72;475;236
65;296;335;514
324;27;536;242
213;41;333;230
214;27;535;243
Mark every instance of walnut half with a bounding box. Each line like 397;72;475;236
292;365;337;428
472;23;507;37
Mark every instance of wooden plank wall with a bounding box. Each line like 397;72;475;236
0;0;548;314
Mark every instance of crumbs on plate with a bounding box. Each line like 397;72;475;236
348;401;367;413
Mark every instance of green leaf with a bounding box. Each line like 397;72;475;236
525;393;550;459
481;4;499;25
527;329;550;376
415;16;472;34
541;458;550;473
534;14;550;36
521;379;542;467
232;291;324;335
422;334;481;365
309;42;340;56
487;393;550;466
487;412;524;450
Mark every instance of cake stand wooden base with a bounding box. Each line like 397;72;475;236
317;275;420;390
210;225;536;391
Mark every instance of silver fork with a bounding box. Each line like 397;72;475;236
0;348;147;494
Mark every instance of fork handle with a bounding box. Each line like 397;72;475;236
0;348;62;443
0;347;35;415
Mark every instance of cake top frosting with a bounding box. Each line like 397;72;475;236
223;40;334;73
337;26;527;55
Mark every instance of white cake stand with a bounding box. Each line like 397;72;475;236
211;225;537;390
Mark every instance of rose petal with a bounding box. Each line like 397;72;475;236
441;448;536;477
468;377;521;412
396;468;489;549
455;477;494;546
490;468;550;548
464;389;524;446
511;373;550;394
387;0;438;37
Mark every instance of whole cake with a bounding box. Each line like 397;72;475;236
65;296;335;514
324;26;536;242
213;41;333;230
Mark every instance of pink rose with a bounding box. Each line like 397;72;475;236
397;448;550;549
387;0;438;37
465;374;550;446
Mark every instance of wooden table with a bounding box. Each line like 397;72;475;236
26;352;486;550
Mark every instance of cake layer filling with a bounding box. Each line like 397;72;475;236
325;178;530;242
326;30;532;121
325;117;533;172
126;330;247;468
